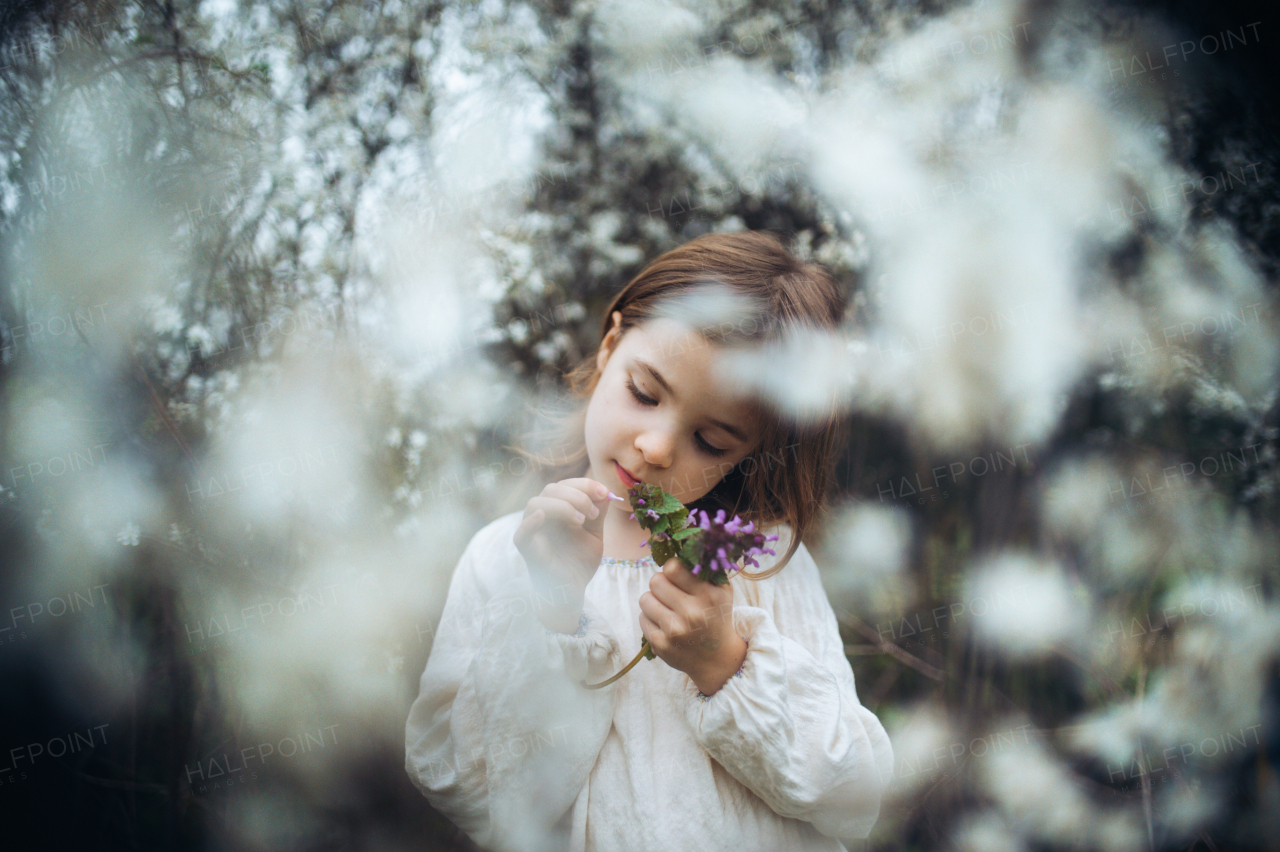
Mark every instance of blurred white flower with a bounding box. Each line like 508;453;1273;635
594;0;703;65
980;730;1097;841
116;522;140;546
716;324;853;423
815;500;910;606
1067;698;1161;769
882;704;955;798
952;812;1028;852
669;57;806;174
965;553;1088;658
1160;578;1264;629
1041;457;1168;583
1155;781;1222;845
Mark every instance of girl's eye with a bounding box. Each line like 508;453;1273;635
627;377;728;458
696;434;728;457
626;378;657;406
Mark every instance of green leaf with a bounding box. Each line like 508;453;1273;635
679;539;700;567
652;538;679;566
656;492;684;514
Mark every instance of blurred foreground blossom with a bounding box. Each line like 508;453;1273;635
964;553;1088;659
815;500;910;609
981;726;1144;850
717;324;853;423
1;0;1277;848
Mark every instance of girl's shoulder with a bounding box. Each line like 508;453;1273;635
738;523;846;644
732;520;823;602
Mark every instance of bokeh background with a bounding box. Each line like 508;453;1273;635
1;0;1277;849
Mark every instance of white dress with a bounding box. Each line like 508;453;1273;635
405;510;894;852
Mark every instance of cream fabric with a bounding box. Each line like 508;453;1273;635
405;510;894;852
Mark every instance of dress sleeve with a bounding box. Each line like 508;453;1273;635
405;516;623;852
681;536;894;840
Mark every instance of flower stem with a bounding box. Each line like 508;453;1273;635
581;637;651;689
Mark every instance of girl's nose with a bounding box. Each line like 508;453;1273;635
634;429;674;468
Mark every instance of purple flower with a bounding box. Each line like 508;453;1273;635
626;483;776;585
589;481;778;690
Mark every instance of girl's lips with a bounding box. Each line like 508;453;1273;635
615;462;640;488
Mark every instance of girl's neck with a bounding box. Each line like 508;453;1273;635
600;501;653;561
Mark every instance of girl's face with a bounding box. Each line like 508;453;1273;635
584;312;761;509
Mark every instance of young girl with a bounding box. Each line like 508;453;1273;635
405;231;894;852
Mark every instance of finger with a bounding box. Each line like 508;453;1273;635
541;483;601;520
526;495;588;526
552;478;612;512
564;478;623;536
638;612;664;652
557;477;612;504
639;592;683;638
660;557;701;593
513;508;545;547
647;572;687;612
637;591;669;625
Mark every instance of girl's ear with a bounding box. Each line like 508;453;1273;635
596;310;624;373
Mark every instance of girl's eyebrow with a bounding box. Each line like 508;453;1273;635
632;356;748;442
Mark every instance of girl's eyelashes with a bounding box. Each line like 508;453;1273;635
696;434;729;457
625;377;657;406
625;377;729;458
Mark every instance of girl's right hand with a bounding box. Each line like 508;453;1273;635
513;478;612;632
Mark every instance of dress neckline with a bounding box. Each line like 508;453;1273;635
600;555;658;568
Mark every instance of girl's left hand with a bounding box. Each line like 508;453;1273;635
639;557;747;695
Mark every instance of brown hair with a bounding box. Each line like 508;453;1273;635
506;230;848;579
